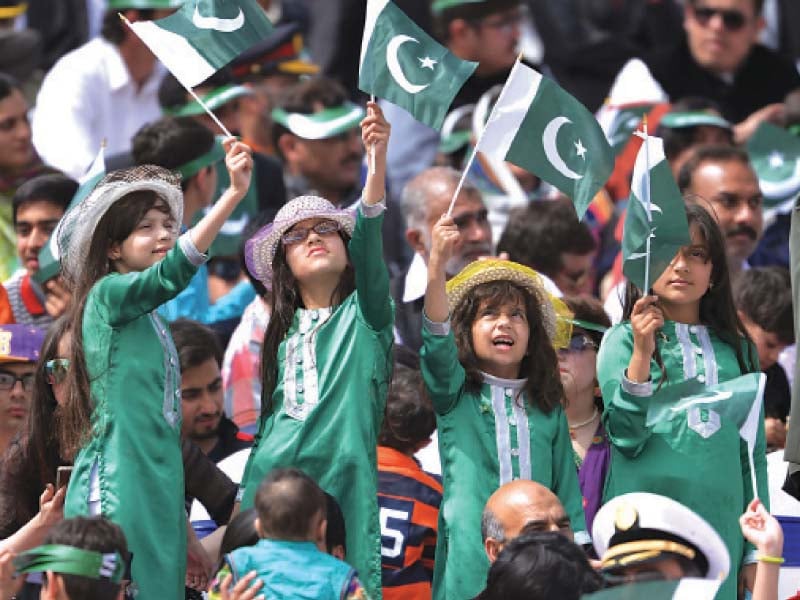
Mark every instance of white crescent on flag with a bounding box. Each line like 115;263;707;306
192;6;245;32
386;35;428;94
542;116;583;180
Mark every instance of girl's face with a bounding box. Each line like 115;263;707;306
558;332;598;402
49;332;71;407
108;207;177;274
283;218;348;287
651;226;713;308
470;297;530;380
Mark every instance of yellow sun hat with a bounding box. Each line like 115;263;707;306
445;259;572;348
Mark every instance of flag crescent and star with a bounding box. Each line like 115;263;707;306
192;6;244;32
386;35;433;94
542;116;586;180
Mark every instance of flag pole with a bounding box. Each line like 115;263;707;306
119;13;234;139
369;94;376;175
642;114;652;293
446;53;524;217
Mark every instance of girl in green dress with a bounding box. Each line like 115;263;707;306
422;215;587;600
237;103;392;598
57;140;253;600
597;203;767;599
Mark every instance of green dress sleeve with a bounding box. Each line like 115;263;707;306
550;404;590;543
597;323;656;458
91;233;206;326
420;317;465;415
349;201;392;331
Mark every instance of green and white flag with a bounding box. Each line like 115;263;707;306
622;134;690;292
359;0;477;130
126;0;273;89
582;579;721;600
747;121;800;212
33;146;106;285
476;60;613;219
646;372;766;499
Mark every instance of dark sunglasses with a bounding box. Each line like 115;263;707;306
45;358;70;385
692;5;748;31
559;334;598;355
281;220;341;246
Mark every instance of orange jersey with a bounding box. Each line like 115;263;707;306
377;446;443;600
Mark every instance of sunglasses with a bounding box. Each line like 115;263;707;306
559;334;598;355
0;371;35;391
281;219;342;246
45;359;70;385
692;5;748;31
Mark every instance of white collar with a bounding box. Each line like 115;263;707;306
403;253;428;303
480;371;527;389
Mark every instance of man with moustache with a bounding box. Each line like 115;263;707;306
170;319;253;462
678;145;763;280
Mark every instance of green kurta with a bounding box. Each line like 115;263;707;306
597;321;769;600
65;234;205;600
421;322;588;600
239;203;393;599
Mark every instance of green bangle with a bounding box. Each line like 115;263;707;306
756;554;785;564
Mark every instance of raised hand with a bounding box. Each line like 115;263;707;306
430;215;461;276
223;138;253;199
627;295;663;383
219;570;264;600
740;498;783;557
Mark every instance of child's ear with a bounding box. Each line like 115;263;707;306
316;517;328;551
108;242;121;261
254;517;264;538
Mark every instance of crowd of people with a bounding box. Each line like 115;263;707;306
0;0;799;599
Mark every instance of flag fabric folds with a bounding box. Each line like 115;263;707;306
622;134;690;292
125;0;274;89
476;60;613;219
33;146;106;285
747;121;800;212
581;578;722;600
359;0;477;130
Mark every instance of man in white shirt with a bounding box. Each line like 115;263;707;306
31;0;181;179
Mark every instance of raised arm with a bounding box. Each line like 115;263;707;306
423;215;459;324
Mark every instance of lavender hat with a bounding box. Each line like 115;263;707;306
0;325;45;364
245;195;355;288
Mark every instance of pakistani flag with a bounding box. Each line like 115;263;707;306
622;134;690;292
582;579;721;600
646;372;766;498
359;0;477;130
747;122;800;212
599;102;656;156
32;146;106;285
126;0;273;89
476;60;613;219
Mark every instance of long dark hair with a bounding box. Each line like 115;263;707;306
60;192;172;458
451;280;564;413
0;317;71;536
259;232;355;417
622;203;756;383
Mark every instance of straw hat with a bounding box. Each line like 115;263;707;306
446;259;572;348
56;165;183;283
244;195;355;288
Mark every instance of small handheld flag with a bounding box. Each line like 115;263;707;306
474;58;613;219
359;0;477;131
621;131;690;292
747;121;800;213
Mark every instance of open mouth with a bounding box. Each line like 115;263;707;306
493;336;514;347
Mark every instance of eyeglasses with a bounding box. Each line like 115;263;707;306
453;208;489;231
692;5;748;31
281;219;341;246
0;371;35;391
45;359;70;385
559;334;598;355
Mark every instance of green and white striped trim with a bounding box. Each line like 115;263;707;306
659;111;731;130
168;84;251;117
272;103;365;140
175;136;226;179
14;544;126;583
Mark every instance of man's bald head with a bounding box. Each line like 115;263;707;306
401;166;492;274
482;480;572;563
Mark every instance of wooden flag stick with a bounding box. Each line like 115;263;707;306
447;53;524;216
369;94;376;175
642;114;652;293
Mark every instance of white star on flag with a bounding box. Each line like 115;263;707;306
768;151;785;169
418;56;437;70
575;138;588;159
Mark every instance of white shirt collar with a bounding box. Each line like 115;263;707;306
403;253;428;303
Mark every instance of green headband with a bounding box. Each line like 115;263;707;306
659;111;731;130
14;544;125;583
174;136;226;179
439;130;472;155
167;84;251;117
272;103;365;140
566;318;609;334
